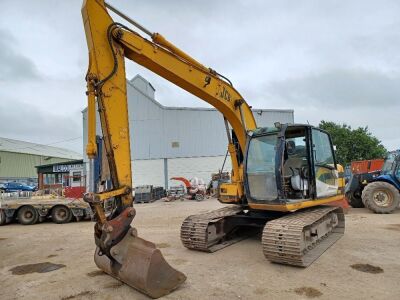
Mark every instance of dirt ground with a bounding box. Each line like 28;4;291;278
1;198;399;300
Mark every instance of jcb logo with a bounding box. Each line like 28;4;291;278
219;86;231;101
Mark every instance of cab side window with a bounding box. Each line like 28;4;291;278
312;130;334;166
312;129;338;198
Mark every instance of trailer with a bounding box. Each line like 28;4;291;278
0;192;92;225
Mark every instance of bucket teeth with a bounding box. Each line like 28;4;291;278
94;228;186;299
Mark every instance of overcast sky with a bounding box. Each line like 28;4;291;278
0;0;399;154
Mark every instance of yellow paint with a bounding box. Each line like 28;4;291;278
249;195;345;212
96;186;130;202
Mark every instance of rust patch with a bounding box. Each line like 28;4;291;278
9;262;65;275
61;291;96;300
294;287;323;298
86;270;105;277
385;224;400;231
47;254;58;258
156;242;170;248
351;264;384;274
104;281;124;289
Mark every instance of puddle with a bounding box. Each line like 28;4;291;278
61;291;95;300
87;270;105;277
350;263;384;274
156;243;170;248
294;287;323;298
10;262;65;275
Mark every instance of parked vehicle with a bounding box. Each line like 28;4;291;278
0;182;37;193
345;159;384;208
0;193;92;226
361;152;400;213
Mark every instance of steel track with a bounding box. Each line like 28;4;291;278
262;206;345;267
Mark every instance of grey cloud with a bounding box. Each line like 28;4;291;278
0;98;82;153
269;69;400;109
0;0;398;151
0;29;41;81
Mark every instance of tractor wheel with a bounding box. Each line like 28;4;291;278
51;206;73;224
17;206;39;225
362;181;400;214
346;192;364;208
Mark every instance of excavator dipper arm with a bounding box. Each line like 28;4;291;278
82;2;259;293
83;0;257;207
82;0;259;297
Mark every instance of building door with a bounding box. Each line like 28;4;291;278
63;173;70;187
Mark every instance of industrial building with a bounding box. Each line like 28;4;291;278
0;137;82;185
82;75;294;188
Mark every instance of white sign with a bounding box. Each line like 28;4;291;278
53;164;81;173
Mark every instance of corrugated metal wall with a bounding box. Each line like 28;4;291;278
82;74;294;188
0;151;72;179
82;75;294;161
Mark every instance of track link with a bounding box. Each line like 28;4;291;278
180;206;243;252
262;206;345;267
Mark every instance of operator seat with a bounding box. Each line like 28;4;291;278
283;141;308;191
283;141;304;176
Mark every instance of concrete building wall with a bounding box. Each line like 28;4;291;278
168;155;232;188
132;159;165;187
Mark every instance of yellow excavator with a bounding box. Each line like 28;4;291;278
82;0;346;298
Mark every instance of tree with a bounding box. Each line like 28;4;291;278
318;121;387;166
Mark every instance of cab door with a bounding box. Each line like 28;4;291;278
311;129;339;198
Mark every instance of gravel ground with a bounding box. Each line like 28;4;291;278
1;198;399;300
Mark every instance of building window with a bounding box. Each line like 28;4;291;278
44;174;55;185
55;173;63;184
171;141;179;148
73;171;81;183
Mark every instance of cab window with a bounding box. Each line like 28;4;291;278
312;129;338;198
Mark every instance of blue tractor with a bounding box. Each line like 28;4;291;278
361;151;400;213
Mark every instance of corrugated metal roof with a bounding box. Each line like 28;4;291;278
0;137;82;159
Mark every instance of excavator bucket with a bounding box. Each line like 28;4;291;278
94;228;186;299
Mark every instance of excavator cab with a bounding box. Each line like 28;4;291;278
245;124;340;207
